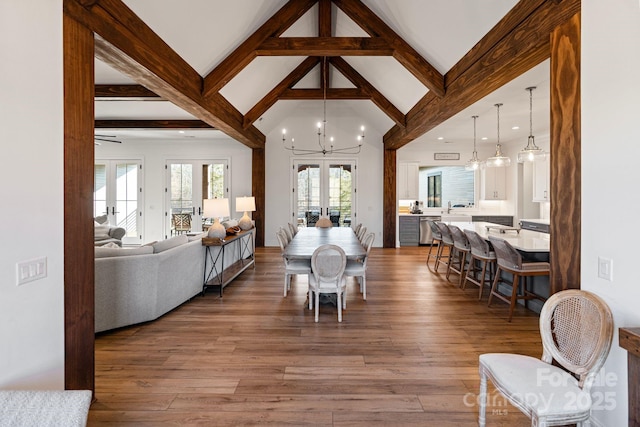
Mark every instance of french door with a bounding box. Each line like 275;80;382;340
94;159;143;245
292;159;356;228
165;159;228;238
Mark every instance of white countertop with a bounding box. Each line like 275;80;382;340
519;218;550;225
447;221;550;253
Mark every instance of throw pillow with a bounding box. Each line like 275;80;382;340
152;235;188;253
94;225;111;240
94;214;108;224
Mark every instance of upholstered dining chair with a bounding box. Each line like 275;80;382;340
463;229;497;300
479;289;614;427
276;230;310;297
343;232;374;300
357;226;367;242
309;244;347;322
281;225;294;242
287;222;298;237
315;217;333;228
488;236;549;322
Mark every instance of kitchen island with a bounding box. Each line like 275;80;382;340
446;221;550;313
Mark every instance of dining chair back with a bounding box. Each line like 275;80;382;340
434;222;453;272
309;244;347;322
447;225;470;286
479;289;614;426
426;220;442;266
287;222;298;237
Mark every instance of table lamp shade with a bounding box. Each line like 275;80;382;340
203;198;229;238
236;196;256;230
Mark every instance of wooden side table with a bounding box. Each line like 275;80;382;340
619;327;640;426
202;228;255;297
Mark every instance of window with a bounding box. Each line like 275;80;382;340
420;166;475;208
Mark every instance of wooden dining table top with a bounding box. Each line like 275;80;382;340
283;227;366;260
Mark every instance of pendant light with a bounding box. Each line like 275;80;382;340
517;86;545;163
485;103;511;168
465;115;481;171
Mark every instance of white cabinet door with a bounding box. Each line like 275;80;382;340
481;167;506;200
532;157;550;202
398;162;419;200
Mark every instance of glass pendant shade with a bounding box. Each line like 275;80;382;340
465;115;481;171
517;87;545;163
485;103;511;168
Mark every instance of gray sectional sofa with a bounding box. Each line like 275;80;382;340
94;234;207;333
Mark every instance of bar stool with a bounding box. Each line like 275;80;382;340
434;222;454;273
488;236;549;322
463;229;497;300
426;220;442;267
447;225;470;286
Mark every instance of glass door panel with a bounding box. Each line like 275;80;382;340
94;160;143;245
293;159;356;228
166;160;228;238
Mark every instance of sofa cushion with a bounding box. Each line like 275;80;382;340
94;214;108;224
95;245;153;258
152;235;188;253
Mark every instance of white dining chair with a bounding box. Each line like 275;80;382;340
479;289;614;427
309;244;347;322
343;232;374;300
276;230;310;297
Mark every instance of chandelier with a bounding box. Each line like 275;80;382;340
517;86;546;163
465;115;481;171
282;57;365;156
485;103;511;168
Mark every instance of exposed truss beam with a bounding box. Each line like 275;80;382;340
95;119;214;129
279;88;369;99
65;0;265;149
203;0;317;97
95;84;160;99
332;0;445;98
256;37;393;56
383;0;580;150
329;57;405;128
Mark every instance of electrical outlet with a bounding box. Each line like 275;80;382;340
598;257;613;281
16;257;47;286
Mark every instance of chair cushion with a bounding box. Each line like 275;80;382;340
344;259;365;275
94;224;111;240
479;353;591;419
521;262;551;272
286;259;311;274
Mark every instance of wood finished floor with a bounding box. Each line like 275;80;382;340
89;246;542;426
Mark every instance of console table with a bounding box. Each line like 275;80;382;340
202;228;255;296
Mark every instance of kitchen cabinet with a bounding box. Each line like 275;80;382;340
399;215;419;246
481;167;506;200
532;156;550;202
398;162;419;200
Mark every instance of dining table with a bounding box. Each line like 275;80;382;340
283;226;366;261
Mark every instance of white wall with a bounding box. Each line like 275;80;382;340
264;110;384;247
582;1;640;425
95;138;252;243
0;1;65;389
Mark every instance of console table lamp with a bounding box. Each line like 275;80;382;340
203;198;229;239
236;196;256;230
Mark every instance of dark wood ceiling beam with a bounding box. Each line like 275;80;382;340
319;0;331;37
65;0;265;149
280;88;369;99
329;57;405;128
332;0;445;98
95;84;160;99
256;37;392;56
243;57;320;129
383;0;580;150
203;0;317;97
95;119;214;129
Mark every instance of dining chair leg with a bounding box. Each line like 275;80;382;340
361;276;366;300
337;292;343;322
457;251;467;287
487;268;501;307
314;291;320;322
478;260;488;300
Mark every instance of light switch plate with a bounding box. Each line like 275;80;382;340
598;256;613;281
16;257;47;286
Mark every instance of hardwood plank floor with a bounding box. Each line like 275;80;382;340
89;246;542;426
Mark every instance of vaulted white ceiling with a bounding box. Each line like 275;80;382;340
94;0;549;149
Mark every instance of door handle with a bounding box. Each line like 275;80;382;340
111;206;119;215
198;207;202;215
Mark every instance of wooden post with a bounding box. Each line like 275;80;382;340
383;148;397;248
252;148;265;247
550;12;581;294
63;9;95;393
